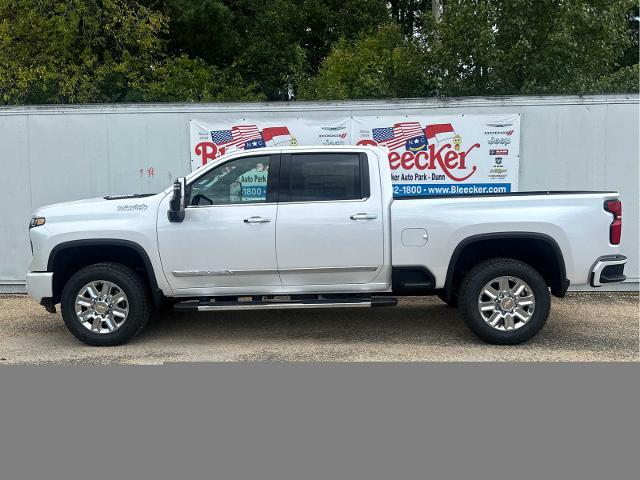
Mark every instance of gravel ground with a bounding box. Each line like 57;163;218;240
0;293;637;364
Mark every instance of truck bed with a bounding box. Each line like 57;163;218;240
390;191;621;288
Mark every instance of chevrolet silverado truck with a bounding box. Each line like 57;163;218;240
26;146;627;346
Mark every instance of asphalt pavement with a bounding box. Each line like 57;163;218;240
0;293;637;364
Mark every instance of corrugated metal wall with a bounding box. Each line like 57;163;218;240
1;95;638;291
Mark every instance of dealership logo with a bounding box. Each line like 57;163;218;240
489;163;508;179
489;149;509;155
488;137;511;145
321;126;346;131
318;132;348;139
319;130;348;145
484;129;515;136
486;123;513;128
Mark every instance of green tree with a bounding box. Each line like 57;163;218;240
149;0;240;68
140;54;264;102
0;0;260;104
389;0;432;37
307;0;638;100
297;0;390;72
1;0;636;104
0;0;167;103
619;5;638;68
300;24;433;99
139;0;389;100
226;0;390;100
420;0;638;96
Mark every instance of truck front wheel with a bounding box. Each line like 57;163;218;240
458;258;550;345
60;262;151;346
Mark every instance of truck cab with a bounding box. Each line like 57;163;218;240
158;147;391;296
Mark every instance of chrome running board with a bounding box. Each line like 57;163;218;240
174;296;397;312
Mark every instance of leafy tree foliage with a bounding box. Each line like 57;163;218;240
389;0;432;37
141;0;389;99
419;0;638;96
0;0;637;104
621;4;639;68
0;0;163;103
225;0;390;99
0;0;260;103
310;0;638;99
139;55;264;102
160;0;239;68
299;24;434;99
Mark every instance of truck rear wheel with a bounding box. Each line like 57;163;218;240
60;262;151;346
458;258;550;344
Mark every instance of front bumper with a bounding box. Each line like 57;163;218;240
589;255;627;287
25;272;53;302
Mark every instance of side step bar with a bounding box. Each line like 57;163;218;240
174;296;397;312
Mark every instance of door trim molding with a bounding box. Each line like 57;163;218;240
279;266;379;274
172;266;379;277
172;269;277;277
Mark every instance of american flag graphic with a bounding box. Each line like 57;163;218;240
232;125;263;148
209;124;268;152
372;127;394;143
372;122;424;151
210;129;235;148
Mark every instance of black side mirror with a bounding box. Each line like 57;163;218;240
168;177;186;223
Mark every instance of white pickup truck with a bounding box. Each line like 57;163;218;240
26;146;626;346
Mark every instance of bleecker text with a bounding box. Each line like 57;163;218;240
195;142;224;165
376;142;480;182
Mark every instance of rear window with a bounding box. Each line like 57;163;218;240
285;153;367;202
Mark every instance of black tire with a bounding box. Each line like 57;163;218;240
458;258;550;345
437;291;458;308
61;262;152;346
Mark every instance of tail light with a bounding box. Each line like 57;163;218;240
604;200;622;245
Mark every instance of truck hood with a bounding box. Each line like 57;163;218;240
32;193;165;218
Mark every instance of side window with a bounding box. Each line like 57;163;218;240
189;155;270;206
286;153;366;202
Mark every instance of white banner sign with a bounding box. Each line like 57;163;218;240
190;113;520;196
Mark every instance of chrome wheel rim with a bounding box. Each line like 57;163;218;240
478;276;535;331
74;280;129;334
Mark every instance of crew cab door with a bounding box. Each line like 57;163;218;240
157;153;280;292
275;151;385;287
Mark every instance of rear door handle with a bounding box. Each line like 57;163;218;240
350;213;377;220
244;216;271;224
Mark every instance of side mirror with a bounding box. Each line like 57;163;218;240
168;177;186;223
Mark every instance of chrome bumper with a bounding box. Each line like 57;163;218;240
590;255;627;287
25;272;53;302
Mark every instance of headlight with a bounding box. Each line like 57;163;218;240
29;217;46;229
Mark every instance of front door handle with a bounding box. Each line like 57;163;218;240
244;216;271;224
350;213;377;220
